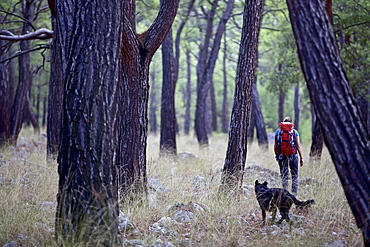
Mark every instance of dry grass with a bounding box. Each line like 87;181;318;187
0;129;363;246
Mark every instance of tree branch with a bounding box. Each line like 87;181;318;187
0;28;53;41
0;44;50;63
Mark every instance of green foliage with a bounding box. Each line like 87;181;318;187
333;0;370;99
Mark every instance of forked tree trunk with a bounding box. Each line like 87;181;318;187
286;1;370;245
119;0;179;197
220;0;264;192
55;1;122;244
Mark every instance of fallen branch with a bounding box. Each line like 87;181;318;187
0;28;53;41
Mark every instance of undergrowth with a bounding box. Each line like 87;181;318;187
0;128;363;246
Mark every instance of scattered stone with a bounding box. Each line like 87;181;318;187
118;211;134;231
2;241;19;247
178;152;198;160
192;176;207;191
148;178;167;192
149;217;178;237
324;240;347;247
171;210;195;224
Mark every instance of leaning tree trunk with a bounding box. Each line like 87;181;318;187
55;0;122;245
220;0;264;192
119;0;179;198
286;1;370;245
160;29;177;156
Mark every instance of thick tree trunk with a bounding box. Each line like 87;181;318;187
221;0;264;192
160;29;177;156
119;0;179;197
287;1;370;245
55;1;122;244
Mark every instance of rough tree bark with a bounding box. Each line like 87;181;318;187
47;11;63;161
55;0;122;244
286;1;370;245
220;0;264;192
0;39;10;147
119;0;179;197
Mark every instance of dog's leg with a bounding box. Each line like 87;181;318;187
279;210;291;225
262;209;266;225
271;207;277;224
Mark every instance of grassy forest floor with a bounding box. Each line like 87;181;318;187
0;128;363;246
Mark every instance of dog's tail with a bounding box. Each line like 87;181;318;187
296;199;315;209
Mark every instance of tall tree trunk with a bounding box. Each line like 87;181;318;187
119;0;179;197
47;13;63;160
184;48;192;135
195;0;235;147
210;80;218;132
10;0;35;146
220;0;264;192
0;39;10;147
287;1;370;245
160;29;177;156
252;81;268;149
195;0;219;147
55;0;122;245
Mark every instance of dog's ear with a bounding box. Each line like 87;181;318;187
255;180;260;186
262;181;268;186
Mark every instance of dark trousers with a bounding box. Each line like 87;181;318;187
278;155;299;195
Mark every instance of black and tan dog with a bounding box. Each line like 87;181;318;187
254;180;315;225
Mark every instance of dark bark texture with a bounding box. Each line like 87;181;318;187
286;1;370;245
55;0;122;245
221;0;264;191
119;0;179;197
47;14;63;160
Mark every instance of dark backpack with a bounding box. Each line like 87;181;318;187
274;122;297;156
